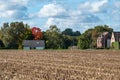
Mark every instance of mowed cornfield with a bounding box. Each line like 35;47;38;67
0;50;120;80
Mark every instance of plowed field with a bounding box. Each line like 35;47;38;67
0;50;120;80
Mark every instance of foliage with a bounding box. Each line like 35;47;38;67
43;26;80;49
78;25;113;49
62;28;80;49
62;35;79;49
32;27;43;40
112;42;120;49
0;22;114;50
78;33;91;49
25;28;34;40
62;28;81;36
62;35;73;49
0;22;30;49
0;39;4;48
43;25;63;49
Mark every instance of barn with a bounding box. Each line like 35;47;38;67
22;40;45;50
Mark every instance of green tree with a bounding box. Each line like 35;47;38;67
73;31;81;36
44;25;63;49
62;28;81;36
62;28;81;49
0;39;4;48
78;33;91;49
78;25;113;49
0;22;31;49
25;28;34;40
92;25;113;48
62;28;73;36
62;35;73;49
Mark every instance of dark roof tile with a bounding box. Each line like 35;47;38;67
113;32;120;41
23;40;45;47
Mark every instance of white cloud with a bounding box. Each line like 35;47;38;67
43;14;101;32
43;18;57;30
97;0;120;22
38;4;66;17
114;1;120;8
42;2;102;32
12;0;29;5
0;0;29;6
1;0;119;32
0;0;29;19
91;0;108;12
79;0;108;13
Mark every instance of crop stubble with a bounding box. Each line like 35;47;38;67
0;50;120;80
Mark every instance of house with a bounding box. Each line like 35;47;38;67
111;32;120;49
97;32;120;49
97;32;111;48
22;40;45;50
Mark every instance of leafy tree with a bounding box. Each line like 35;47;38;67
0;39;4;48
0;22;31;49
73;31;81;36
32;27;43;40
62;28;81;49
92;25;113;48
62;35;78;49
78;33;91;49
44;25;63;49
25;28;34;40
78;25;113;49
62;28;81;36
62;28;73;36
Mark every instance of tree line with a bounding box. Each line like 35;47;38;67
78;25;113;49
0;22;113;49
0;22;81;49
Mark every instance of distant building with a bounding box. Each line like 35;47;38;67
22;40;45;50
111;32;120;49
97;32;120;49
97;32;111;48
111;32;120;44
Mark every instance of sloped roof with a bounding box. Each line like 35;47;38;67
103;32;109;36
98;32;111;38
113;32;120;41
22;40;45;47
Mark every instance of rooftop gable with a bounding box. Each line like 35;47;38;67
113;32;120;41
23;40;45;47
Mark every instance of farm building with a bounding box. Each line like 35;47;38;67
97;32;111;48
111;32;120;49
97;32;120;49
22;40;45;50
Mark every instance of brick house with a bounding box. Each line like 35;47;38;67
97;32;120;49
97;32;111;48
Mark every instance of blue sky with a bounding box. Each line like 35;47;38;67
0;0;120;32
